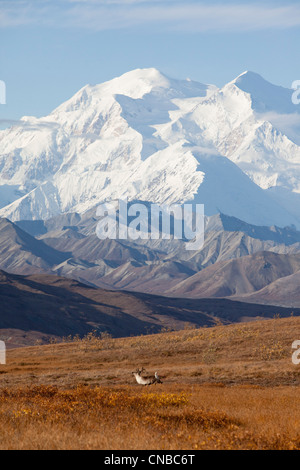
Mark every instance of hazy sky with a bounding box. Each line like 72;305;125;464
1;0;300;121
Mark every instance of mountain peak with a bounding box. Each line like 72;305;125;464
93;67;171;99
110;67;169;86
230;70;297;114
232;70;276;92
52;68;171;112
118;67;166;80
234;70;264;82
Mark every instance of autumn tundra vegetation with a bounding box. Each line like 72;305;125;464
0;316;300;450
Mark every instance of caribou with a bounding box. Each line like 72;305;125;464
132;367;163;386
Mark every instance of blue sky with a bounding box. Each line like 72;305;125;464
1;0;300;122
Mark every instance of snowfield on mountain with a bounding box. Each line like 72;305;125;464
0;68;299;228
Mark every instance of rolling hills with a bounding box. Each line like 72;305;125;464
0;269;300;349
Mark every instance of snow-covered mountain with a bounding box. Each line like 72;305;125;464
0;68;299;227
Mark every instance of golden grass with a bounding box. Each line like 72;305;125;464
0;316;300;449
0;384;299;450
